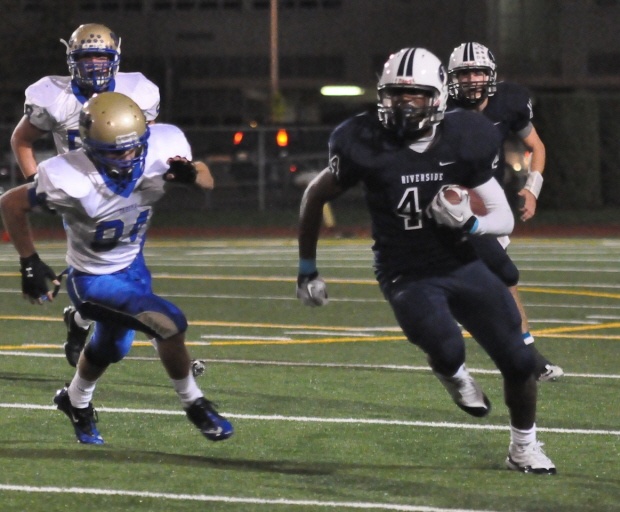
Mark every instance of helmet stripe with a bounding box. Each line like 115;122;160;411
406;48;416;76
396;48;417;77
396;48;410;76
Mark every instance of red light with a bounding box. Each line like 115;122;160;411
289;164;298;173
276;129;288;147
233;131;244;145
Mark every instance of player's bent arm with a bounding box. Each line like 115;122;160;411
471;178;514;236
521;126;546;176
11;117;47;181
195;161;214;190
298;167;343;261
163;157;213;188
517;126;545;220
297;167;340;307
0;184;37;257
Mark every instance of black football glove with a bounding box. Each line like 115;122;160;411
19;253;59;302
163;159;197;184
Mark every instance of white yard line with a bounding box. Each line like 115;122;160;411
0;402;618;436
0;484;503;512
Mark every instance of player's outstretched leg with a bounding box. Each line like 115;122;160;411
150;338;206;378
63;306;91;367
53;385;104;445
527;341;564;382
433;364;491;417
504;375;556;474
185;397;234;441
506;440;556;474
157;332;233;441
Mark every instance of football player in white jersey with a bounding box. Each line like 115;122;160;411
8;24;210;375
0;92;230;445
11;23;159;179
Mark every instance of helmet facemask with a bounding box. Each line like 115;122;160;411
378;86;444;138
447;42;497;107
448;68;496;107
84;132;149;191
69;50;120;92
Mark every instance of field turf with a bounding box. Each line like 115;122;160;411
0;236;619;511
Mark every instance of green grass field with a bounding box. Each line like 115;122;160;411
0;236;619;512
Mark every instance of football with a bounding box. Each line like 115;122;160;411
441;185;487;216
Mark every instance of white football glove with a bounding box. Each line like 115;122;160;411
428;185;476;230
296;272;329;307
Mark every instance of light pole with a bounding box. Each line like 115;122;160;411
270;0;284;122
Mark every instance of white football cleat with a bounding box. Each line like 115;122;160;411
191;359;206;378
296;275;329;307
434;365;491;417
538;364;564;382
506;441;557;475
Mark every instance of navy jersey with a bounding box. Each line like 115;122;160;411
448;81;533;183
328;109;502;279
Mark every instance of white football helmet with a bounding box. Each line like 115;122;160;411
377;48;448;138
79;92;149;190
448;42;497;105
61;23;121;92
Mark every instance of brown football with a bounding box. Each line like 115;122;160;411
442;186;487;216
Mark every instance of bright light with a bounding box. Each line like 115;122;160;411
320;85;365;97
276;128;289;147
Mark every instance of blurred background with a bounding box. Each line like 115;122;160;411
0;0;618;225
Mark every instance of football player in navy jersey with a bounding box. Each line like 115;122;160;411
296;48;556;474
447;42;563;382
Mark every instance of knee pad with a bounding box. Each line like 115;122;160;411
83;342;116;367
136;310;186;340
498;342;536;381
495;258;520;287
80;300;187;341
470;236;520;286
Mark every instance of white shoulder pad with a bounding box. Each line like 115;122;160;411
114;72;160;121
25;76;71;109
24;76;73;131
37;151;95;205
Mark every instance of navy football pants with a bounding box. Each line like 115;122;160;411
468;234;519;287
378;260;534;381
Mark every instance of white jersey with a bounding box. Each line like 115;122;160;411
24;72;160;154
35;124;190;274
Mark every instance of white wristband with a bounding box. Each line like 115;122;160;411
524;171;543;199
